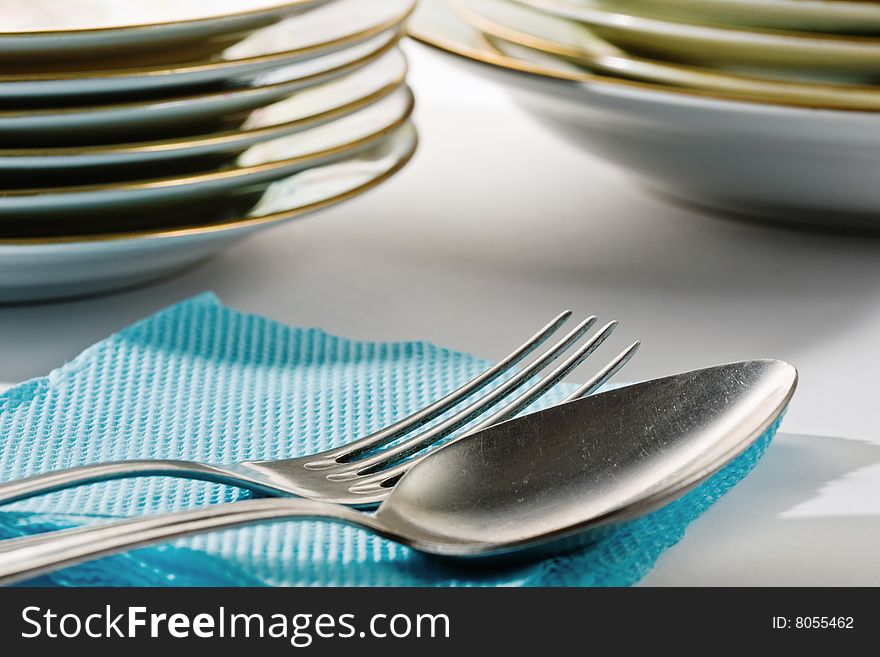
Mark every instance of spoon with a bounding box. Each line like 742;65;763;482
0;359;796;585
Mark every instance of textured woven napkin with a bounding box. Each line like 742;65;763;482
0;294;780;586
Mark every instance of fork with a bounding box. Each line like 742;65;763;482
0;312;639;508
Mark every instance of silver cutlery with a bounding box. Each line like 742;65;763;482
0;311;638;507
0;359;797;586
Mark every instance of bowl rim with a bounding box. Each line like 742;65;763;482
514;0;880;48
463;0;880;111
409;0;880;114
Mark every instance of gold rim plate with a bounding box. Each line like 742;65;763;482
511;0;880;78
0;0;415;86
0;87;415;223
0;48;408;171
0;122;417;245
463;0;880;111
0;30;402;136
409;0;880;112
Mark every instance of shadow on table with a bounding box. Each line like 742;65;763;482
641;432;880;586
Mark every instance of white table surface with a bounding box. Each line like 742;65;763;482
1;41;879;585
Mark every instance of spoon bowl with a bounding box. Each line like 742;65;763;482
377;358;796;556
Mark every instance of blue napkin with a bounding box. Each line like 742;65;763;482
0;294;780;586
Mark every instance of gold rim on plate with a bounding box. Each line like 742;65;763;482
515;0;880;46
408;0;880;112
0;123;418;245
0;0;325;36
0;0;416;82
583;0;880;28
0;56;408;158
0;87;415;197
461;0;880;111
0;31;403;120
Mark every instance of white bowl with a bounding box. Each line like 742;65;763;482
512;0;880;82
461;0;880;111
411;0;880;229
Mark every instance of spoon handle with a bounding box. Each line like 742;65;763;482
0;498;387;586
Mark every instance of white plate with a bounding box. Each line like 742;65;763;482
0;0;328;61
0;31;400;141
0;86;413;221
0;0;415;99
0;123;417;304
412;0;880;228
0;49;407;172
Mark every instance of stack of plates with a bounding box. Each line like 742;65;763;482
411;0;880;230
1;0;417;303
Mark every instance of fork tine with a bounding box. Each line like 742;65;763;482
303;311;576;469
564;340;641;402
346;331;636;496
467;321;621;432
327;316;611;480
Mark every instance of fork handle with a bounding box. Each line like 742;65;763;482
0;460;240;506
0;498;386;586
